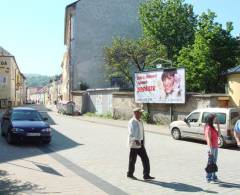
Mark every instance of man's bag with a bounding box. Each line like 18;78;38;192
205;155;218;173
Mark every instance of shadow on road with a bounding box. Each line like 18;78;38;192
217;181;240;189
0;169;41;194
0;128;82;164
140;180;217;193
0;104;82;166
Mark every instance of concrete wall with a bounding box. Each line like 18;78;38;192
87;88;119;114
227;74;240;107
72;91;89;114
112;92;230;124
70;0;144;89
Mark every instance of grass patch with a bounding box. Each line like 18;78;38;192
84;112;113;119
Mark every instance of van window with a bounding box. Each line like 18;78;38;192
187;112;200;123
202;112;226;124
230;112;240;125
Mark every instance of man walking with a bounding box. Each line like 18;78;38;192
127;107;155;180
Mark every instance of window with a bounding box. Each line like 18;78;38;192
0;75;6;85
202;112;226;124
110;77;124;88
187;112;200;123
230;112;240;126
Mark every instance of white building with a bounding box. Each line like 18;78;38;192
62;0;143;101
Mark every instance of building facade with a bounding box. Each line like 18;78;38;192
62;0;143;101
226;65;240;107
0;47;26;108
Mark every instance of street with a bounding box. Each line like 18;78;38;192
0;106;240;194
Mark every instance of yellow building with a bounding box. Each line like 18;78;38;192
226;65;240;107
0;47;26;108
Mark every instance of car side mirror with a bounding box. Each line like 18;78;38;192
43;117;48;121
184;118;188;123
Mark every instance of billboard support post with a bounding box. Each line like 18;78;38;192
170;104;173;122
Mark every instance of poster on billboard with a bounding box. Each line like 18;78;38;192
135;68;185;104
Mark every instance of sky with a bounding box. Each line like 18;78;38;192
0;0;240;76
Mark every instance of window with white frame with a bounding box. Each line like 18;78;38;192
0;75;7;85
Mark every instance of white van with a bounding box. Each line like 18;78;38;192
169;107;240;147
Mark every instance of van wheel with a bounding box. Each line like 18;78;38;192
218;136;225;148
171;128;181;140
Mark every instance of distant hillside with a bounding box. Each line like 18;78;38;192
25;74;54;87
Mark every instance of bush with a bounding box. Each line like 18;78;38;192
142;111;151;123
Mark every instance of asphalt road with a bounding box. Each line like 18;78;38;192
0;105;240;194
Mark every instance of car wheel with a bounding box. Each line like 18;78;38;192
1;128;4;136
43;140;51;144
6;131;14;144
171;128;181;140
218;136;226;148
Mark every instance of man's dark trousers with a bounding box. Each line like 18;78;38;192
127;144;150;177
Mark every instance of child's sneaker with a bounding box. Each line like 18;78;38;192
212;176;219;183
206;178;212;183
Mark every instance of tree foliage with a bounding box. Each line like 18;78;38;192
104;1;240;93
25;74;53;87
139;0;197;61
104;37;167;87
177;10;240;92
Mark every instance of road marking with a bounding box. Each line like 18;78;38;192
39;146;128;195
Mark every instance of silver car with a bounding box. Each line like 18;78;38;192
169;107;240;147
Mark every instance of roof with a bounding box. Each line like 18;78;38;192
0;46;12;56
0;46;26;80
224;65;240;75
13;107;36;111
192;107;240;113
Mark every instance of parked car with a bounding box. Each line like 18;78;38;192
0;107;51;144
169;107;240;148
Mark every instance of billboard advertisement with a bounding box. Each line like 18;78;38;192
135;68;185;104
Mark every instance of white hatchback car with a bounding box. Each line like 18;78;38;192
169;107;240;147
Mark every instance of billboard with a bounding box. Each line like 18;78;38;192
135;68;185;104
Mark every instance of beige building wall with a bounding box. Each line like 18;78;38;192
61;52;70;101
227;74;240;107
0;57;11;101
0;50;25;108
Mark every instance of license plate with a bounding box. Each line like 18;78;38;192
27;133;41;136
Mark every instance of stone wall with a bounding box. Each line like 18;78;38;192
112;92;230;124
72;91;88;114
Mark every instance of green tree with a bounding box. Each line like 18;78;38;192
104;37;167;87
177;11;240;92
139;0;197;61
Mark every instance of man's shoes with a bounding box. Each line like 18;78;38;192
143;175;155;180
127;175;137;180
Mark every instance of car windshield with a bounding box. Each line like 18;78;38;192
11;110;43;121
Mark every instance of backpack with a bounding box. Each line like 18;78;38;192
234;120;240;133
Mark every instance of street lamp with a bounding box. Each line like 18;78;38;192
149;57;173;68
149;57;174;122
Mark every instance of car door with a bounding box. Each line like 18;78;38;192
182;112;202;138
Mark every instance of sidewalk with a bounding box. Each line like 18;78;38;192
75;115;170;136
45;104;170;136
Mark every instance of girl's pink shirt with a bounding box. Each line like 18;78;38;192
204;125;218;148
